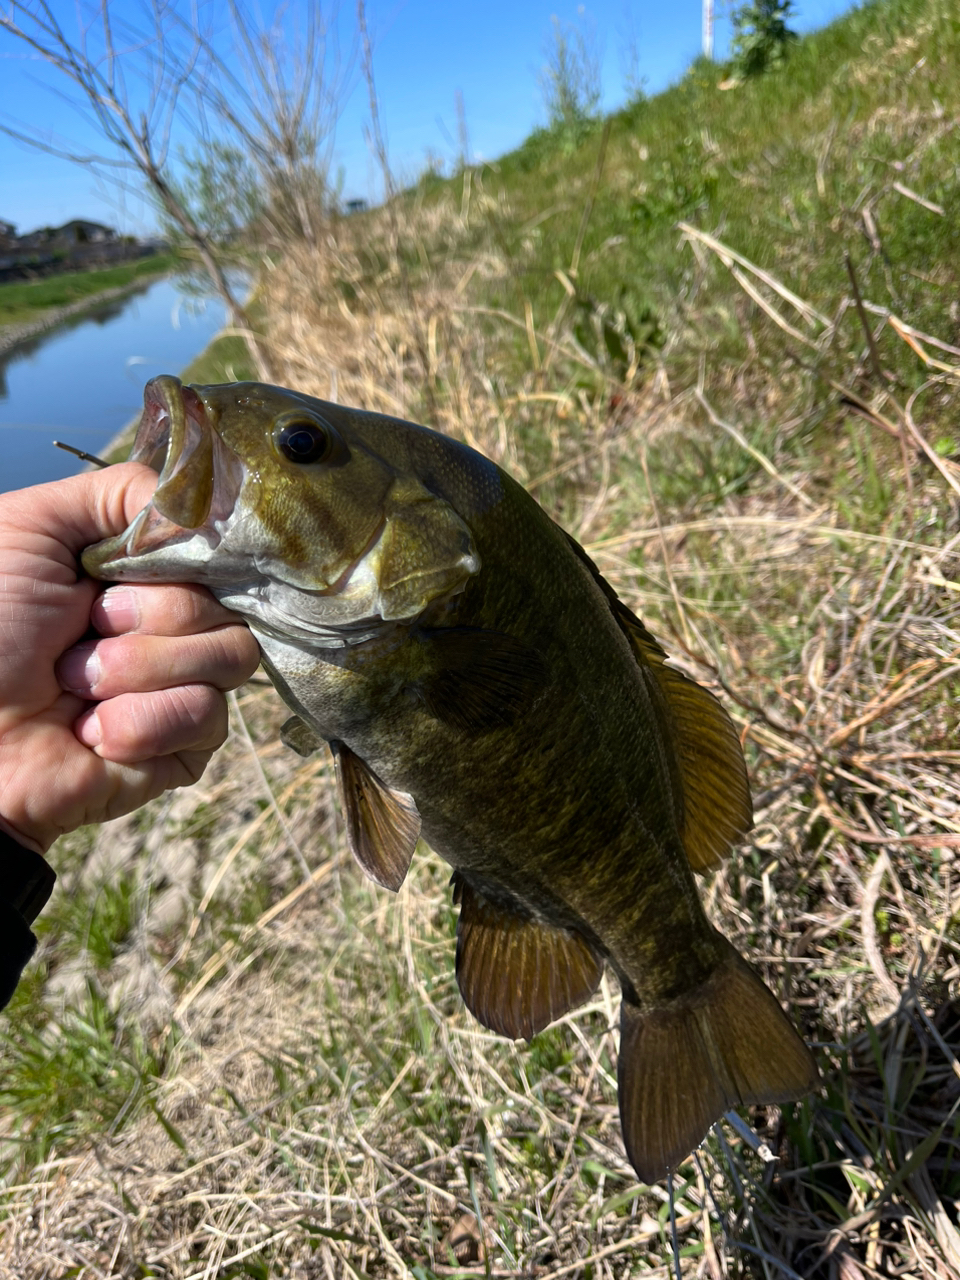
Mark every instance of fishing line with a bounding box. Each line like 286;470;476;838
666;1171;681;1280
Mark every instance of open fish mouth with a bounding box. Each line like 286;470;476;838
84;376;244;574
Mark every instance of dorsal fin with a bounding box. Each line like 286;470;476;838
332;741;421;891
561;529;752;871
452;872;604;1041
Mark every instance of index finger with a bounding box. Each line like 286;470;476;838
91;582;245;638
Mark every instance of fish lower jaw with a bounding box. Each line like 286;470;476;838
251;616;395;650
216;584;396;651
83;511;226;582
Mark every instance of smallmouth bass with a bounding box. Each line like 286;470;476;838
83;376;818;1182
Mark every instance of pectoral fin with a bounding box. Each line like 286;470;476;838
280;715;324;758
332;741;421;891
452;873;603;1040
414;627;547;734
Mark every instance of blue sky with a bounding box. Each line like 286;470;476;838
0;0;855;235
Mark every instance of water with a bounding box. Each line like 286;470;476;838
0;276;229;494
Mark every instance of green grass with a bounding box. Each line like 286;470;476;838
395;0;960;466
181;326;259;385
0;252;179;329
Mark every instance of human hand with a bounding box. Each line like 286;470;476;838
0;463;261;854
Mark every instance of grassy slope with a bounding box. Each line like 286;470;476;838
3;1;960;1276
471;0;959;397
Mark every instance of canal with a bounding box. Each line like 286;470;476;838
0;275;229;493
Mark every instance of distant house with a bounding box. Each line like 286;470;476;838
16;219;118;250
57;219;117;244
16;225;60;250
345;198;368;215
0;217;143;282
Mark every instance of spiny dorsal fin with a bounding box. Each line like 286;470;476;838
413;627;548;735
332;741;421;892
453;872;604;1041
561;529;752;871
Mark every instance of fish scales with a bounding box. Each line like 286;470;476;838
83;376;818;1183
369;495;700;977
261;452;705;990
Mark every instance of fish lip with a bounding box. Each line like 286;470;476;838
143;376;216;529
83;376;244;576
129;374;181;472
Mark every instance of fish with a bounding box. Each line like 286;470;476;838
82;375;818;1182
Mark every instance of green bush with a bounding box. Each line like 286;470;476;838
730;0;799;77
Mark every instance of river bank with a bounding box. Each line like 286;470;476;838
0;274;230;492
0;280;153;358
0;255;177;358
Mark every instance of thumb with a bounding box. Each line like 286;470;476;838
0;463;158;562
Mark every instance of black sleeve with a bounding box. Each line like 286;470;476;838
0;833;57;1010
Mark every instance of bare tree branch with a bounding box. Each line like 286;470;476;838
189;0;354;245
0;0;351;381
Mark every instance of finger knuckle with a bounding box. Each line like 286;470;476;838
210;625;260;686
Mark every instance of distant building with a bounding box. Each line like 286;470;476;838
0;218;145;283
345;199;368;215
17;219;118;250
57;219;117;244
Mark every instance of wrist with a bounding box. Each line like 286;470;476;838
0;815;50;857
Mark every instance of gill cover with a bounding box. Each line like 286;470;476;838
374;477;479;621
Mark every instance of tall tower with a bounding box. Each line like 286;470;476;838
703;0;714;58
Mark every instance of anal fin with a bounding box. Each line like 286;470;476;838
332;741;421;892
453;873;603;1041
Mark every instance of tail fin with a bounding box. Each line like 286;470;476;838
617;938;818;1183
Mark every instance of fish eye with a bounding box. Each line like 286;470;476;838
276;417;332;465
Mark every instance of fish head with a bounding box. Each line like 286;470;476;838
82;376;480;646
